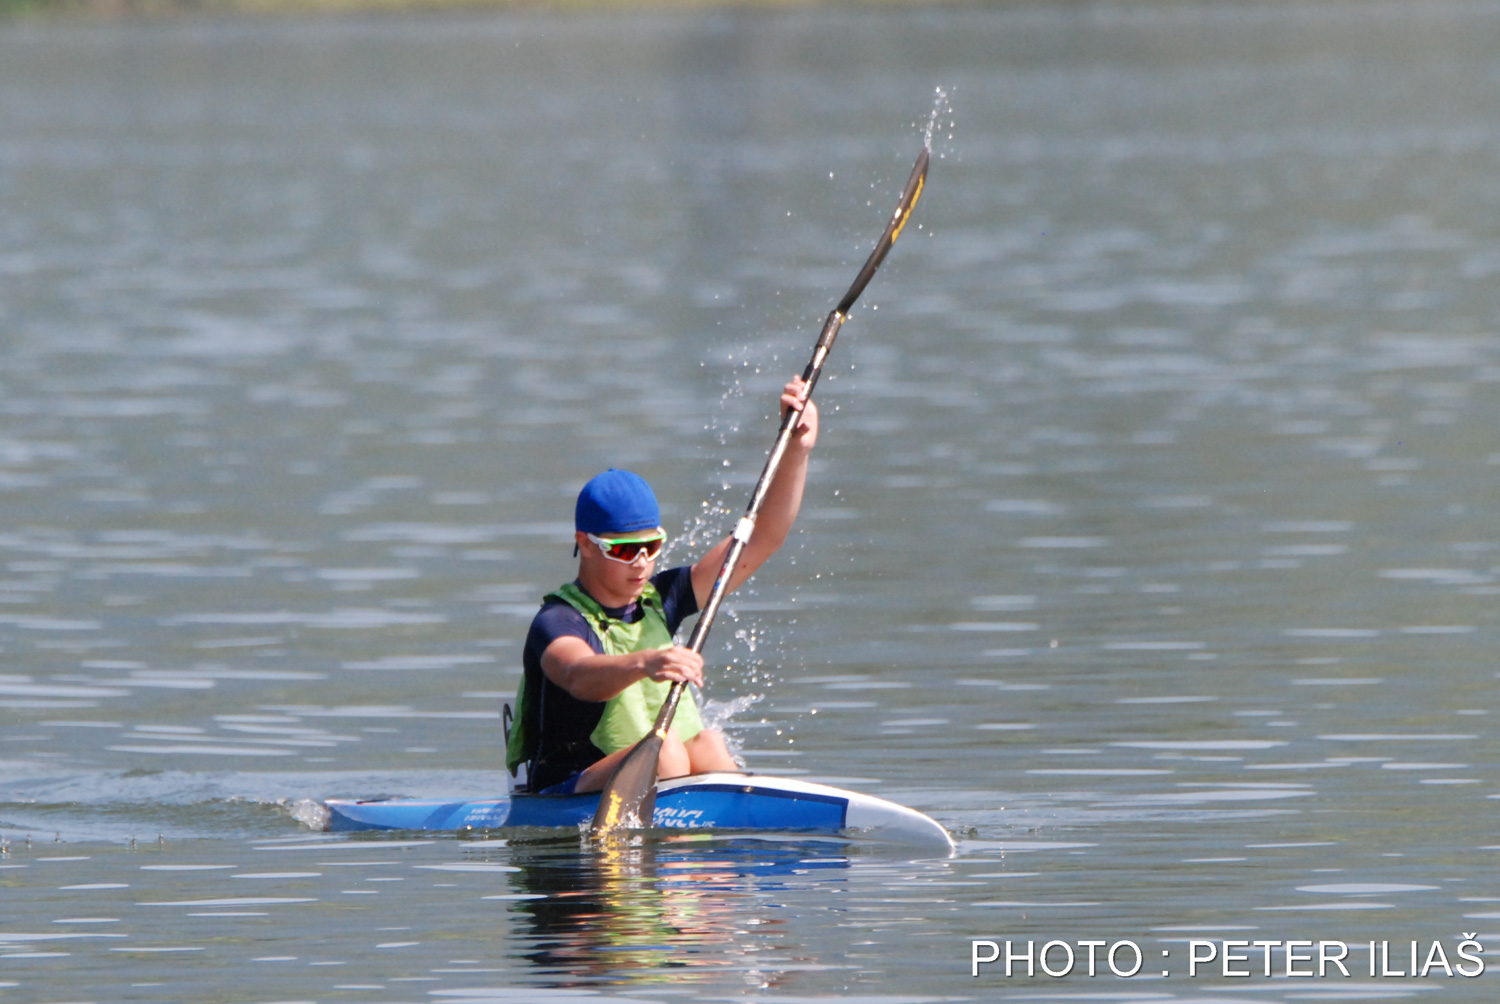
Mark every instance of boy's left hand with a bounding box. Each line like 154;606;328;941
781;377;819;449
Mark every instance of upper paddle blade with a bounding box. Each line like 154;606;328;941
589;731;662;838
836;147;930;316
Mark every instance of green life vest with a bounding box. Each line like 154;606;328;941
505;581;703;773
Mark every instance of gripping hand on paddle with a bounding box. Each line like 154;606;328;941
781;376;819;450
640;645;705;688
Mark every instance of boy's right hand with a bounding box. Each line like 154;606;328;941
641;645;704;688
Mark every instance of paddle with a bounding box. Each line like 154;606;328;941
590;146;930;839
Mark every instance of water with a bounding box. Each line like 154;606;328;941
3;0;1500;999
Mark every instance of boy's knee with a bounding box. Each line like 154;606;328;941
658;732;691;778
685;728;737;772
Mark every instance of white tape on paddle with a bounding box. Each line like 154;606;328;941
732;516;756;543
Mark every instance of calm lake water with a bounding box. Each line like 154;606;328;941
3;1;1500;1000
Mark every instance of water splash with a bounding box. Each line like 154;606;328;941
669;361;787;700
732;624;761;654
700;693;761;735
922;86;954;155
289;798;330;831
701;693;763;767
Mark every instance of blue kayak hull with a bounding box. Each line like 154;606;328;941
323;772;952;849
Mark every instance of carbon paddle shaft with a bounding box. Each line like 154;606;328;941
590;147;929;838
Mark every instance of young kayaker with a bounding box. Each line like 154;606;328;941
506;378;819;794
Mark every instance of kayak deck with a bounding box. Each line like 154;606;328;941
324;772;953;850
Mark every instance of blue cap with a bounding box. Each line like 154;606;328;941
575;469;661;535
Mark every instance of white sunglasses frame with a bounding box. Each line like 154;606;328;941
585;530;667;564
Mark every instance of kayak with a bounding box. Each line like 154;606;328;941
324;772;953;850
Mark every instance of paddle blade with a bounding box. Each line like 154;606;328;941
589;732;662;838
836;146;930;316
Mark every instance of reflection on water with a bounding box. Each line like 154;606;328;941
505;834;849;986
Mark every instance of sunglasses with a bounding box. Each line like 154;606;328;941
587;530;666;564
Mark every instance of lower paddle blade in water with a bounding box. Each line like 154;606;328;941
590;734;661;837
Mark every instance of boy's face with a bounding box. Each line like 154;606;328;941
576;528;664;601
